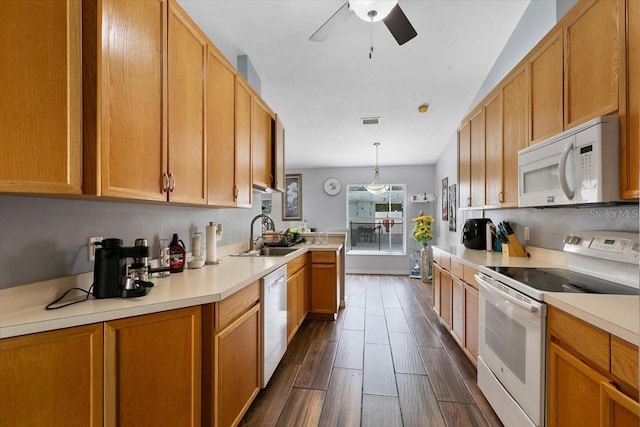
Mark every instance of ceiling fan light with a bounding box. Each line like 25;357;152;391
349;0;398;22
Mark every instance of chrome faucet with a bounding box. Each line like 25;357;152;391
249;214;276;251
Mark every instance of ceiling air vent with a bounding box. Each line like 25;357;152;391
361;117;380;126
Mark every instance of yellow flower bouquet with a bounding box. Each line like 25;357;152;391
411;211;434;246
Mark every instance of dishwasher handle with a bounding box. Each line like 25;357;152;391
475;273;539;313
268;275;286;292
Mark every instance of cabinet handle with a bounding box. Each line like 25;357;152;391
162;172;169;193
234;185;238;200
498;191;504;204
168;173;175;192
467;197;471;207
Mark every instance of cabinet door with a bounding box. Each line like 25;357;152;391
451;277;465;344
167;1;207;204
105;307;201;427
215;304;261;427
439;270;453;329
564;0;622;128
601;381;640;427
0;324;103;426
469;110;485;207
502;65;529;206
207;45;237;206
432;264;442;315
621;0;639;199
235;78;253;208
86;0;167;200
457;122;471;208
251;97;273;189
274;115;286;192
287;273;299;341
310;263;338;316
464;284;479;363
484;91;503;207
529;28;564;144
297;265;309;325
547;341;605;427
0;0;82;194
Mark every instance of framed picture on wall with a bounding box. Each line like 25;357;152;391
448;184;456;231
283;174;302;221
441;177;449;220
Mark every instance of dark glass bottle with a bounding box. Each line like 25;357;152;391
169;233;186;273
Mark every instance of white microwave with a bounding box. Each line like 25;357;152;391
518;115;619;207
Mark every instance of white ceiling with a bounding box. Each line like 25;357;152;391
178;0;531;169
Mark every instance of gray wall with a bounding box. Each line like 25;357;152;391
272;165;436;274
0;194;262;289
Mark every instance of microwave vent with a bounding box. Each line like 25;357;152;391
361;117;380;126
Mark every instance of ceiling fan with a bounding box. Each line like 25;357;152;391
310;0;417;46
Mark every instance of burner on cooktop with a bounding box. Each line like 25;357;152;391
485;266;638;295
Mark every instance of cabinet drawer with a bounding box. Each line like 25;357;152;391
548;306;610;372
311;251;336;264
611;336;639;391
287;253;307;276
463;265;479;287
216;280;260;330
450;259;464;279
433;250;441;265
439;253;451;271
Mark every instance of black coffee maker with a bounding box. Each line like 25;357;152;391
92;238;154;298
462;218;492;250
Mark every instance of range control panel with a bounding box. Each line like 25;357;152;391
563;231;639;264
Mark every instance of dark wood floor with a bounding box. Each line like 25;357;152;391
240;275;503;427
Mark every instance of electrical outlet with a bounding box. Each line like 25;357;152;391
88;236;103;262
524;227;530;241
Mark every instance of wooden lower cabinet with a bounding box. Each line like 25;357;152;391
432;249;479;365
309;251;339;319
287;254;308;342
105;306;201;426
0;323;104;426
202;280;261;427
547;307;640;427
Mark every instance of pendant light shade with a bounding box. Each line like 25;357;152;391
349;0;398;22
366;143;389;195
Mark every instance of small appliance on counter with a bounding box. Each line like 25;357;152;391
92;238;154;299
462;218;492;249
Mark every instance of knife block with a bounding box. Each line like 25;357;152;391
502;234;527;257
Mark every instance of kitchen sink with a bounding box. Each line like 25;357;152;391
230;247;301;257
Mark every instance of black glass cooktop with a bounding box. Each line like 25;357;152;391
485;267;638;295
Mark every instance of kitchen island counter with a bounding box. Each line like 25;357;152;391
0;243;342;339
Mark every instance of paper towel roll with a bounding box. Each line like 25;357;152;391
206;223;217;264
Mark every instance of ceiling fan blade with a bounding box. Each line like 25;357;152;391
383;4;417;45
309;1;353;42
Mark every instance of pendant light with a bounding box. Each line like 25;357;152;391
365;143;389;195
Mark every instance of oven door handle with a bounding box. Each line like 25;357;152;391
475;274;538;313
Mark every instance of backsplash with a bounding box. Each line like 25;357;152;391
0;195;262;289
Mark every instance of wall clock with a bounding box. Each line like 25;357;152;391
323;177;342;195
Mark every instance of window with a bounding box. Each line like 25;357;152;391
346;184;406;254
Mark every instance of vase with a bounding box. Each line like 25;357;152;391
420;244;431;283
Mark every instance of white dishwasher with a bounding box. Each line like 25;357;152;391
261;265;287;387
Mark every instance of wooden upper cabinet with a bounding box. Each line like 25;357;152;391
458;122;471;208
207;45;237;207
484;91;503;207
0;0;82;195
564;0;622;128
0;323;104;426
167;1;207;204
621;0;639;199
251;97;274;189
105;307;201;427
235;78;253;208
83;0;167;201
502;65;529;207
274;115;286;193
529;28;564;144
470;110;485;207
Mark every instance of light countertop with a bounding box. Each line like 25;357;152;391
433;245;639;345
0;244;341;339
